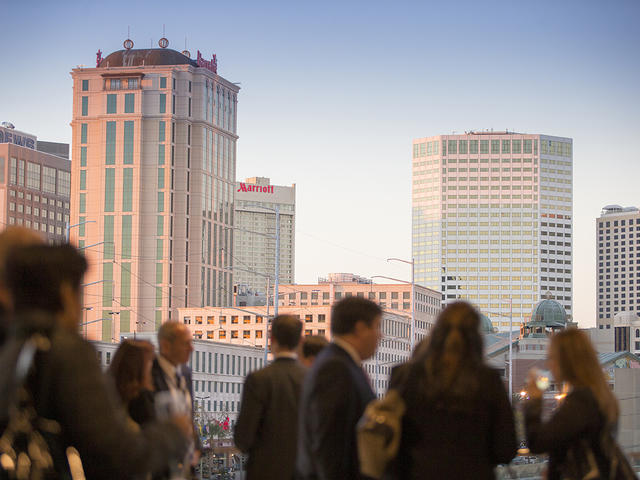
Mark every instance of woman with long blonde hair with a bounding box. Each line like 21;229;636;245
525;328;620;480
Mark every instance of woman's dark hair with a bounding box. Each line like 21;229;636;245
108;340;155;404
417;301;484;406
3;244;87;313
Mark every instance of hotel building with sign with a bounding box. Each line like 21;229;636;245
0;124;71;243
233;177;295;296
70;41;239;340
412;132;573;331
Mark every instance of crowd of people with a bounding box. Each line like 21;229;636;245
0;226;631;480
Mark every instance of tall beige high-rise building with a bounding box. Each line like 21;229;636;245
412;132;573;331
70;42;239;340
233;177;295;296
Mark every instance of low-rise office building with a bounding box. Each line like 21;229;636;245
0;124;71;243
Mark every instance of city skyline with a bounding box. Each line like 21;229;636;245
2;0;639;327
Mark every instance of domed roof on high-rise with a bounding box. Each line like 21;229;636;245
99;48;197;68
479;313;495;334
529;297;567;328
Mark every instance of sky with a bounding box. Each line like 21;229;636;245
1;0;639;327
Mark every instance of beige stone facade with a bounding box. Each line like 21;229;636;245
70;47;239;340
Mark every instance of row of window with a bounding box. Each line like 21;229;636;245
189;350;264;376
7;217;63;236
2;157;70;196
413;139;544;158
8;189;68;208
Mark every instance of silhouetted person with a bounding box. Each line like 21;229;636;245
300;334;329;368
109;339;157;426
297;297;382;480
389;301;516;479
524;328;620;480
0;227;43;347
0;245;190;479
151;321;200;473
235;314;306;480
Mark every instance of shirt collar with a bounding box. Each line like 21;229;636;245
275;352;298;360
157;354;178;387
333;337;362;366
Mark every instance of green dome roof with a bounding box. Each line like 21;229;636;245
529;298;567;327
479;313;495;334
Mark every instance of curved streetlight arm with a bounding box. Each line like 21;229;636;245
371;275;410;284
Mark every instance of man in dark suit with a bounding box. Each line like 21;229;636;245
297;297;382;480
234;314;306;480
151;321;200;472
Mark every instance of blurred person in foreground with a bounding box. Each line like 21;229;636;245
234;314;306;480
0;244;190;479
109;339;157;426
0;227;44;347
297;297;382;480
151;321;201;473
524;328;620;480
300;334;329;368
389;301;517;479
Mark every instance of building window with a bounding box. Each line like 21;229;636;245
42;166;56;194
124;93;135;113
105;122;116;165
159;94;166;114
82;79;89;91
106;94;117;114
123;121;134;164
81;124;88;144
81;96;88;116
160;77;167;89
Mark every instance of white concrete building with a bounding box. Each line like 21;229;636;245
94;334;265;426
412;132;573;331
596;205;640;329
233;177;295;296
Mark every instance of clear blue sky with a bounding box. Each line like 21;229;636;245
2;0;639;326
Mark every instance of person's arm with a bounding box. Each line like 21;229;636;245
52;337;188;477
525;389;596;454
487;369;518;465
233;372;264;452
308;359;355;480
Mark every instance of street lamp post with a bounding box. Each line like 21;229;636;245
371;272;416;352
65;219;96;243
386;258;416;352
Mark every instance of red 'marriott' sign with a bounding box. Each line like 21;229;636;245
197;50;217;74
237;183;274;194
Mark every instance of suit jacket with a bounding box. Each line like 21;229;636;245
234;356;307;480
297;343;375;480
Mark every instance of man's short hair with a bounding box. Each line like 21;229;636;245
3;244;87;313
271;315;302;350
331;297;382;336
302;335;329;359
157;321;185;344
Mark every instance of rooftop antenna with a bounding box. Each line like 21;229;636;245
158;24;169;48
123;26;134;50
182;36;191;58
